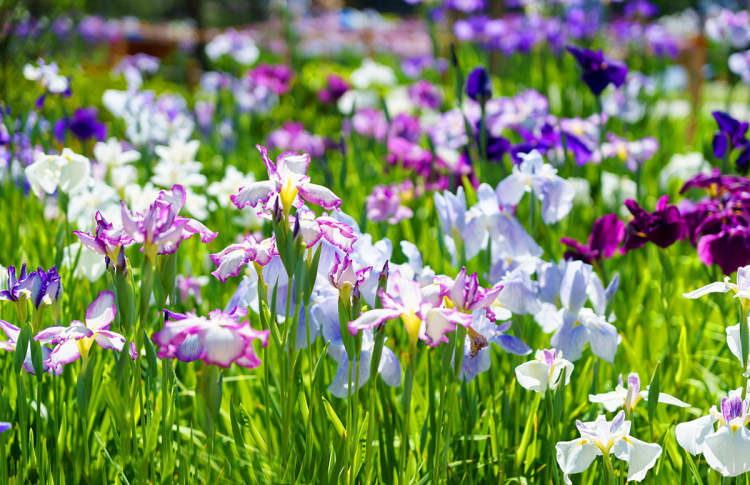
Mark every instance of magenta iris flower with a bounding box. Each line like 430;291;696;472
34;291;136;373
318;74;349;104
566;45;628;96
210;234;277;283
121;184;217;257
561;214;625;264
153;307;269;369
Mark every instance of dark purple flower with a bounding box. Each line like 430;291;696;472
28;266;61;309
466;66;492;102
711;111;750;170
317;74;349;104
561;213;625;264
55;107;107;142
74;211;133;267
566;45;628;96
697;226;750;275
622;196;685;251
680;168;750;196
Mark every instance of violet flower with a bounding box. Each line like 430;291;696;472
697;226;750;275
74;211;133;266
459;311;531;382
561;213;624;264
54;107;107;143
121;184;217;258
408;80;443;110
622;196;685;252
27;266;61;310
466;66;492;102
318;74;349;104
366;183;414;224
34;291;136;372
566;45;628;96
0;264;32;302
152;307;269;369
210;234;277;283
712;111;750;171
0;422;9;434
231;145;342;213
249;63;293;95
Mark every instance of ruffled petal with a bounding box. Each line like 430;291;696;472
230;181;277;210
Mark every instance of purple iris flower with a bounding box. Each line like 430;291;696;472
366;182;414;224
697;226;750;275
54;107;107;143
121;184;217;257
0;422;9;434
74;211;133;266
0;264;32;302
153;307;269;369
408;80;443;110
466;66;492;102
561;214;625;264
27;266;61;310
621;196;685;252
318;74;349;104
712;111;750;171
566;45;628;96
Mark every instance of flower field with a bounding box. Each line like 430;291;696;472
4;1;750;483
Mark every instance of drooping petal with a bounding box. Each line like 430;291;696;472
555;439;600;485
378;345;402;387
230;181;277;210
703;426;750;477
675;414;717;455
589;389;627;412
612;436;662;482
298;182;342;210
347;308;402;335
638;389;690;408
683;281;731;299
421;308;459;347
200;326;245;367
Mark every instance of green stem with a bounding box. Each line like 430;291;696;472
400;347;416;485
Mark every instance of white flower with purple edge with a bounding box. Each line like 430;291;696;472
515;348;573;394
153;307;269;369
589;372;689;412
34;291;136;373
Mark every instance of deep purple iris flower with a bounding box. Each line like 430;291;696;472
621;196;685;252
561;213;625;264
466;66;492;102
697;226;750;275
54;107;107;142
712;111;750;171
0;264;32;302
566;45;628;96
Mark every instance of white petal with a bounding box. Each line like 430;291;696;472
515;360;549;393
612;436;662;482
85;291;116;330
589;389;627;412
638;389;690;408
675;414;716;455
555;439;600;484
703;426;750;477
682;281;731;299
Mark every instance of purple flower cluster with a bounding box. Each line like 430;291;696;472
267;122;327;158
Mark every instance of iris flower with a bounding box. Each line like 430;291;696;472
589;372;689;412
556;411;662;484
459;311;530;381
348;270;470;347
34;291;136;372
0;320;56;375
152;307;269;369
561;213;624;264
566;45;628;96
121;184;217;258
231;145;341;213
515;348;573;393
0;422;9;434
25;148;90;197
676;387;750;477
496;150;574;224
